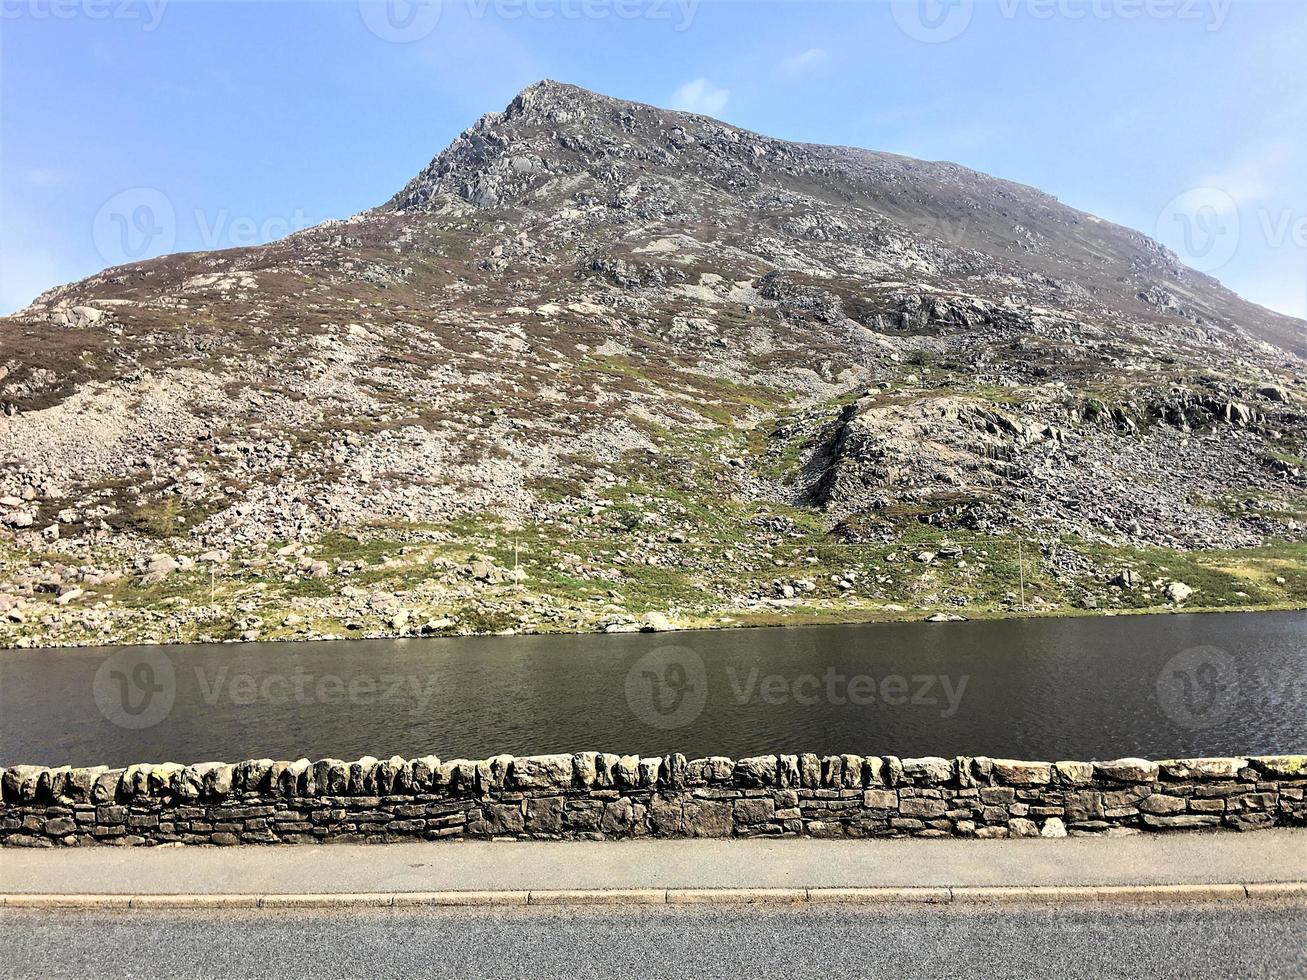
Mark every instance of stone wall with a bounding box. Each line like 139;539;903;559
2;753;1304;847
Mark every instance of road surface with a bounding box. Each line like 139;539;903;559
2;901;1305;979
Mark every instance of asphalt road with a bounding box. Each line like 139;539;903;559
3;902;1305;979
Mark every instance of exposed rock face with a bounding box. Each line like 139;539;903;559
816;395;1058;513
1;79;1306;645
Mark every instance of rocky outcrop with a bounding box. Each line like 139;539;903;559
815;395;1062;516
805;382;1304;549
2;752;1302;847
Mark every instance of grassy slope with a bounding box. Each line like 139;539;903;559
4;375;1307;648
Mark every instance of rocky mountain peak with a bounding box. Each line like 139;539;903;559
380;79;787;214
382;79;620;212
503;77;602;117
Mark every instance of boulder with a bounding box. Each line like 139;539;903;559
146;554;179;575
70;305;105;325
639;611;673;632
1164;581;1194;604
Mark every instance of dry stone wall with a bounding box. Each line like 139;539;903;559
2;753;1304;847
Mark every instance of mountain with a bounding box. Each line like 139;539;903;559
3;79;1306;648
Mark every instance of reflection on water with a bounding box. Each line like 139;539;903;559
2;612;1305;767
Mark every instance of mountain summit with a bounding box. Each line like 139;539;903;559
3;81;1307;646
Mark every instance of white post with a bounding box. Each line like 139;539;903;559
1018;538;1026;611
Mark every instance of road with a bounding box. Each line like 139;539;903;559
3;901;1306;979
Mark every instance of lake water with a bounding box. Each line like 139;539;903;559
2;612;1305;768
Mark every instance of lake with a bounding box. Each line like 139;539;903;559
2;612;1305;767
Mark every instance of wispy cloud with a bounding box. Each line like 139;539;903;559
670;78;729;117
782;47;827;73
24;169;64;189
1195;143;1293;211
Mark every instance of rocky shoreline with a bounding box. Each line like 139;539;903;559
5;522;1307;650
4;595;1307;654
7;530;1307;653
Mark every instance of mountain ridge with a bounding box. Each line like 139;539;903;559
380;79;1302;356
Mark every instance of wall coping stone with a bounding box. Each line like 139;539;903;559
2;754;1304;805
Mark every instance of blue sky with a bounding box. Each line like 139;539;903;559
2;0;1304;319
